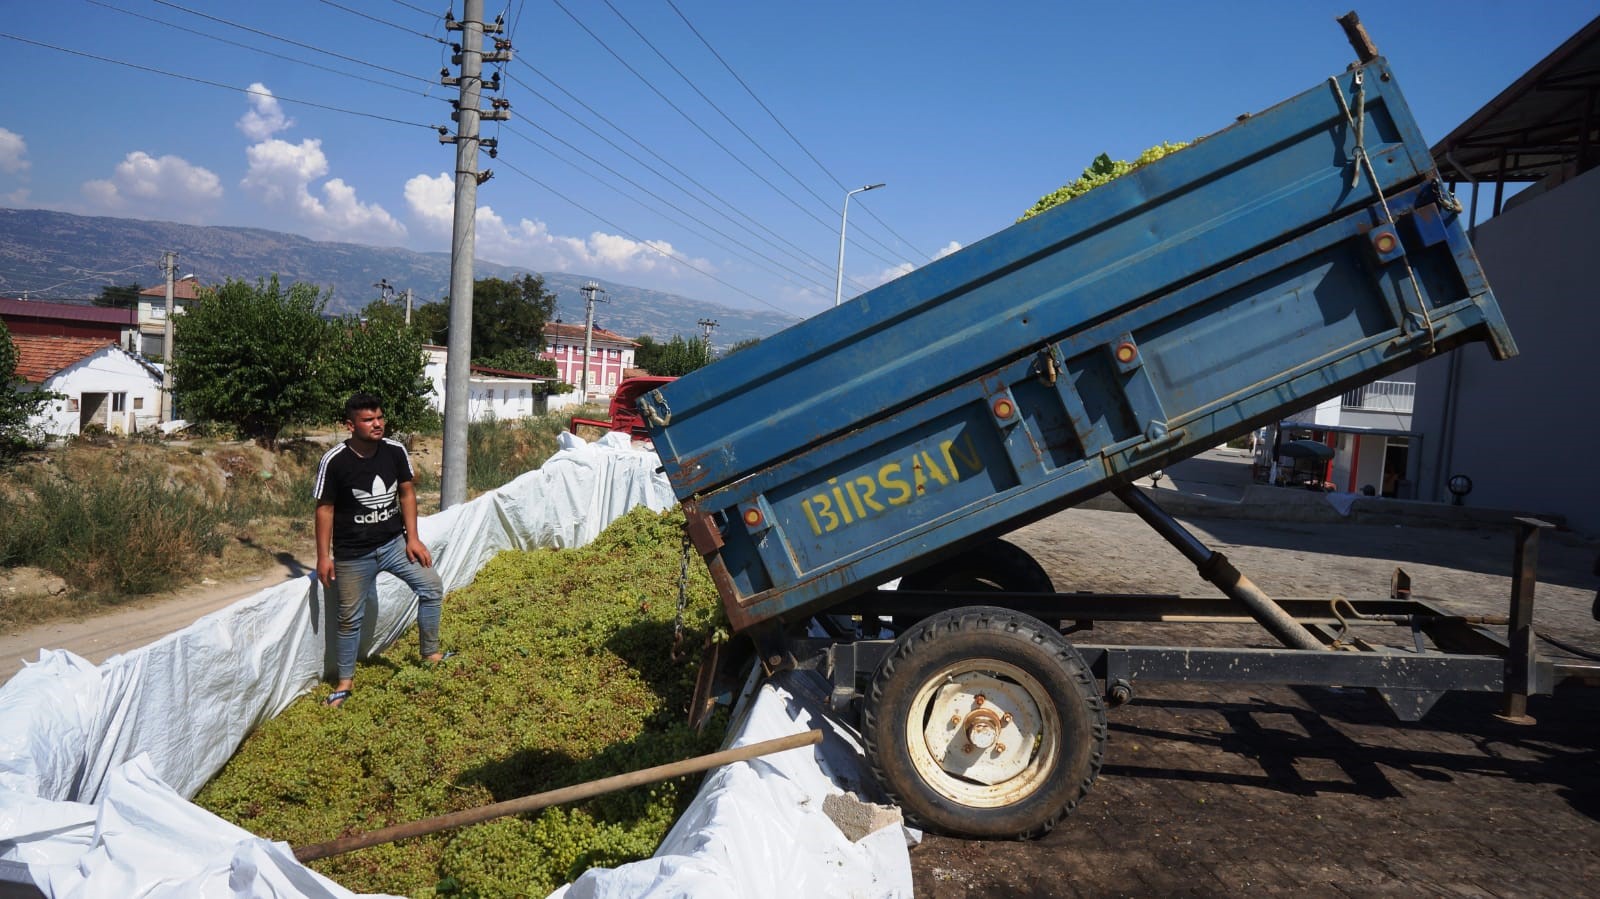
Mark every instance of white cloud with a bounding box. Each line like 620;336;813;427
236;83;293;141
404;172;709;277
0;128;27;174
244;138;405;241
404;172;454;231
866;241;963;290
79;151;223;223
2;188;29;206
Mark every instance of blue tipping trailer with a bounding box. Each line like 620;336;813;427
639;19;1575;840
644;52;1513;635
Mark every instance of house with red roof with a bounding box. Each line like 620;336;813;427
0;297;138;348
136;276;203;358
12;335;163;438
540;321;638;402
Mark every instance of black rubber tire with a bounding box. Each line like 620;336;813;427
862;605;1105;839
897;538;1054;593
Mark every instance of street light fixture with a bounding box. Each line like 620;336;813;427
835;182;885;307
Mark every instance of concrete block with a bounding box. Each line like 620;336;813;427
822;791;903;842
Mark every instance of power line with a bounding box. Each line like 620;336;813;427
502;121;839;297
601;0;912;272
665;0;934;264
504;68;866;293
508;63;859;290
83;0;433;97
151;0;434;85
386;0;444;16
549;1;864;254
0;31;437;130
317;0;449;43
497;158;802;320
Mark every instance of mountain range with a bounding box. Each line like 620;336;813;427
0;208;802;348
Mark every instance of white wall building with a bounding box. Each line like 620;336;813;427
14;335;163;438
421;346;581;421
135;276;201;359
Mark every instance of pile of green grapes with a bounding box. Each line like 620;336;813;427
195;507;729;897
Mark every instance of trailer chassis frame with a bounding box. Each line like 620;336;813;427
795;516;1600;725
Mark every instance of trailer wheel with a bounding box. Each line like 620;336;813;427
862;605;1105;839
897;538;1054;593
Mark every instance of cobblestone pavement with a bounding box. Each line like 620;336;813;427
908;508;1600;897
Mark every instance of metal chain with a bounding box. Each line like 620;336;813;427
671;531;691;661
1329;70;1438;354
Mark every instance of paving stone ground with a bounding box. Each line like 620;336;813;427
907;507;1600;898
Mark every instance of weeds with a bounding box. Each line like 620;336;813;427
0;410;592;622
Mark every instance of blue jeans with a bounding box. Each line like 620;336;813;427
333;534;444;680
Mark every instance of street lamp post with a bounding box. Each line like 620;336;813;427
835;182;884;307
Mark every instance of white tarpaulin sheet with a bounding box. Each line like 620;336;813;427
0;433;915;897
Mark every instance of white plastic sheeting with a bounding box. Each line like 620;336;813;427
0;433;915;897
555;670;916;899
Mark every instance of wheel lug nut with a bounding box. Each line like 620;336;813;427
949;714;960;727
1001;713;1012;725
995;743;1006;754
973;694;986;706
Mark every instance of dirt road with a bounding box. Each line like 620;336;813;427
0;553;314;685
911;507;1600;897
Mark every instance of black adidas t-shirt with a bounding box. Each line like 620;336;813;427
313;439;416;556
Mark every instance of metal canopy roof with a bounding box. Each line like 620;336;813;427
1432;14;1600;184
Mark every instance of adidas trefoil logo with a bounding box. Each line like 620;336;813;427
352;475;399;524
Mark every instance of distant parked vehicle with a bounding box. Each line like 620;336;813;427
569;376;676;442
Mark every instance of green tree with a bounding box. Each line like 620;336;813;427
1018;142;1188;222
635;334;712;377
632;334;660;372
473;347;570;395
94;283;142;309
171;277;335;448
721;337;761;358
323;316;433;433
0;319;56;458
408;298;450;346
425;275;558;358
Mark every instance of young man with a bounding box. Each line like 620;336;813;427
314;392;445;707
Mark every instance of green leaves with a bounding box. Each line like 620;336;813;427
1017;142;1189;222
171;277;430;446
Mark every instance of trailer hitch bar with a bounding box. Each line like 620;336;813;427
1114;486;1326;651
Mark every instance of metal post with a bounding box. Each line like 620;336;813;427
1114;486;1326;650
440;0;487;510
834;183;883;307
579;281;602;400
160;251;177;422
1499;517;1551;722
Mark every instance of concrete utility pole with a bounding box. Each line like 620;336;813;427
697;318;718;357
160;250;178;422
579;281;605;400
438;0;511;509
404;288;413;327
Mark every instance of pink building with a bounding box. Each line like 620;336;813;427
540;322;638;401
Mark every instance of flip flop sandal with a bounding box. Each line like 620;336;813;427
324;689;352;708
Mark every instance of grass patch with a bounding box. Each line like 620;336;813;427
194;507;729;898
466;411;582;494
0;411;587;627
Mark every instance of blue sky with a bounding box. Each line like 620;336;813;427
0;1;1592;318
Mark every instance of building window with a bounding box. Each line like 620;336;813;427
112;393;126;412
607;372;617;387
133;397;144;410
487;389;495;401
